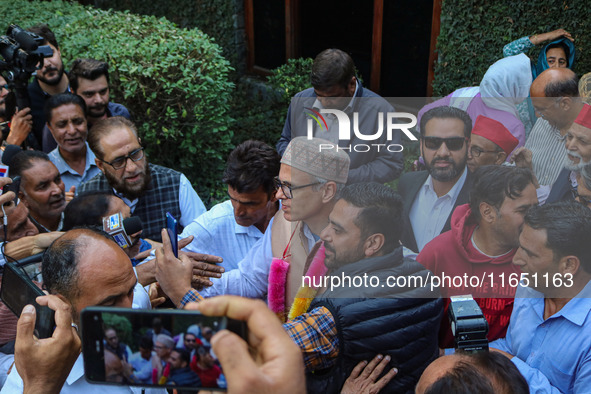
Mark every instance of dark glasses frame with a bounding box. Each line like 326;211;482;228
421;136;468;151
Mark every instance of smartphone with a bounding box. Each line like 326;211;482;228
0;262;55;338
166;212;179;258
2;176;20;206
81;307;247;390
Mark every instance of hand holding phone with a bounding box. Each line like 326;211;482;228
1;176;19;208
155;229;194;307
186;296;306;394
13;295;80;394
166;212;178;258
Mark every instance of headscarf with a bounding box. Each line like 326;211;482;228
532;38;576;79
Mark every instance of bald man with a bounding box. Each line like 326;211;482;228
415;352;529;394
516;68;583;187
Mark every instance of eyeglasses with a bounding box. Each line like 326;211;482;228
273;176;322;199
470;146;501;158
98;147;144;170
571;186;591;206
422;136;467;151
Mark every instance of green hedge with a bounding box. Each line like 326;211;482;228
231;58;314;147
433;0;590;96
89;0;242;75
2;0;234;204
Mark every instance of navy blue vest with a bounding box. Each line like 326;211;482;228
78;163;182;242
307;248;443;393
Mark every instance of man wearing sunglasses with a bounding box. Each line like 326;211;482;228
398;106;473;253
78;116;206;242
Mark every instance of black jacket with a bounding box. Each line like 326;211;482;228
397;169;473;253
306;247;443;394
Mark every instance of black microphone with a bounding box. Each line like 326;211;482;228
123;216;142;235
2;144;22;167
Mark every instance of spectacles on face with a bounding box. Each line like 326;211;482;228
571;186;591;207
98;147;144;170
273;176;322;199
422;136;467;151
470;146;501;158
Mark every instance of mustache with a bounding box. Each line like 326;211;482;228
567;150;583;159
430;157;455;164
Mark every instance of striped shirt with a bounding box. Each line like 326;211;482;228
525;118;568;186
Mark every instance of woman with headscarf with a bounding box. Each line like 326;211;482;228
502;29;576;137
503;28;576;78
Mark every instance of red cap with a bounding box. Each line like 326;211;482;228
574;104;591;129
472;115;519;155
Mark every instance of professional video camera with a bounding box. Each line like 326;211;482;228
449;295;489;353
0;24;53;115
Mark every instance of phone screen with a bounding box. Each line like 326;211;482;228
0;262;55;338
166;212;179;258
81;307;246;391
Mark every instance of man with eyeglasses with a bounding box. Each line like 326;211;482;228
78;116;206;242
398;106;474;253
156;137;350;323
46;93;101;193
466;115;519;173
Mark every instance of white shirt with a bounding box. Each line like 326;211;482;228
200;218;317;299
409;167;468;251
179;200;264;271
1;354;166;393
117;174;205;228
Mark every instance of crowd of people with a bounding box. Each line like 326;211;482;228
0;21;589;394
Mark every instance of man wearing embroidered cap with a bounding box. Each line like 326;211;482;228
158;137;350;322
467;115;519;173
547;103;591;203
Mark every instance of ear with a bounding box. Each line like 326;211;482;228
495;152;507;165
348;77;357;96
560;255;581;276
321;181;338;203
479;202;497;224
559;96;573;111
363;233;385;257
18;190;28;207
95;158;105;174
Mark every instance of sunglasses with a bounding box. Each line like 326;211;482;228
422;136;467;151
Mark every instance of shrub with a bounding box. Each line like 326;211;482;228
231;58;313;147
1;0;234;204
433;0;590;96
89;0;243;76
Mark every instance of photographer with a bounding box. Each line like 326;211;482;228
25;24;70;152
0;76;32;150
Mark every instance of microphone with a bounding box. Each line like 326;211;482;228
123;217;142;235
2;144;22;167
103;213;143;249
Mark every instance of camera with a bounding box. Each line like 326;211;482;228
0;24;53;112
449;295;489;353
